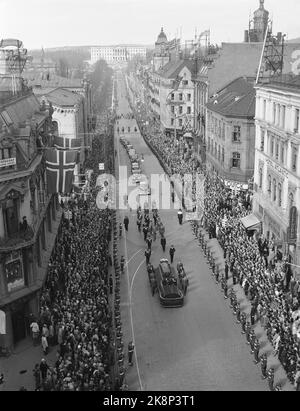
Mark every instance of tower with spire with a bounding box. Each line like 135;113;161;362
153;27;170;71
244;0;270;42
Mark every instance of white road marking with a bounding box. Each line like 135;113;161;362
125;248;143;267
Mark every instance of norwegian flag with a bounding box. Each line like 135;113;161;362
54;136;81;151
45;149;77;194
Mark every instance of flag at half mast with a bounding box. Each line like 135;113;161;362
45;149;77;194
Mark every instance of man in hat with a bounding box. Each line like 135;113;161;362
169;245;176;264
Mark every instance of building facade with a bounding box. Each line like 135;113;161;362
90;45;147;65
0;91;61;351
253;75;300;274
205;77;256;187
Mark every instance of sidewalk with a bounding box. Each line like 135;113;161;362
0;337;58;391
196;225;294;391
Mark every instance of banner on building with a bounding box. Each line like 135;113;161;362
45;149;77;194
54;136;81;151
0;158;16;168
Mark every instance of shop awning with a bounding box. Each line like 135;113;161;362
240;214;261;230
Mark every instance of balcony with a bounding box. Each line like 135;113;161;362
0;225;34;250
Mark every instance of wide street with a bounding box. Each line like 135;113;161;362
114;73;267;391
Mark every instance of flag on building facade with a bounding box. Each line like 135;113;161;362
172;75;183;91
45;149;77;194
54;136;81;151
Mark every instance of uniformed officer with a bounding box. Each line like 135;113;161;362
120;256;125;273
260;353;268;379
253;338;260;364
224;260;229;281
245;321;251;344
145;248;151;264
240;312;247;334
250;330;256;353
215;266;220;284
236;302;241;324
128;341;135;366
223;278;228;299
109;276;113;294
267;367;275;391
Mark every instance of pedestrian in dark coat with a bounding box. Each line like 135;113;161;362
169;245;176;264
145;249;151;264
124;216;129;231
160;236;166;252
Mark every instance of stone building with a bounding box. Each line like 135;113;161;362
253;75;300;275
205;77;256;188
0;91;61;351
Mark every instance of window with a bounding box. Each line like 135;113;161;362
232;126;241;142
179;106;183;115
179;119;183;127
3;198;19;237
171;118;174;126
267;174;271;195
275;141;279;160
179;93;183;101
295;109;300;133
280;145;285;164
281;105;286;129
278;183;282;207
171;93;174;100
292;146;298;172
273;102;276;123
182;80;188;86
289;192;294;209
222;147;224;163
171;105;175;114
232;152;240;168
259;168;263;189
260;129;265;151
270;138;274;157
187;106;191;114
273;179;277;202
187;93;191;101
263;100;267;120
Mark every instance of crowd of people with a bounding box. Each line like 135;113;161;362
132;97;300;387
30;134;116;391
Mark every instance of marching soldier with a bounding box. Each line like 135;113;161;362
250;330;256;353
145;248;151;264
267;367;275;391
236;302;241;324
215;266;220;283
240;312;247;334
160;236;166;252
245;321;251;344
253;339;260;364
223;278;228;299
128;341;135;366
260;353;268;379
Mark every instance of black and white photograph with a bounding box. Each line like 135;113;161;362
0;0;300;394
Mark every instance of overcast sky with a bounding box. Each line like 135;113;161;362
0;0;299;49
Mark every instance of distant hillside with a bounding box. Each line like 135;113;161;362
287;37;300;43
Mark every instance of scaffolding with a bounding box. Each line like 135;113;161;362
256;23;285;84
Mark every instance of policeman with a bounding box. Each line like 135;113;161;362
137;218;141;232
260;353;268;379
128;341;135;366
145;248;151;264
177;209;183;225
211;259;216;274
236;302;241;324
160;236;166;252
245;321;251;344
267;367;275;391
143;225;148;241
120;256;125;273
169;245;176;264
109;276;113;294
225;260;229;281
119;223;123;237
250;330;256;354
240;312;247;334
253;338;260;364
223;278;228;299
215;266;220;284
